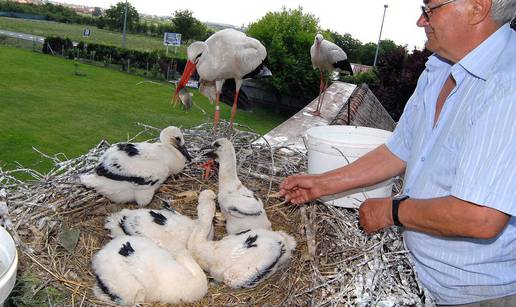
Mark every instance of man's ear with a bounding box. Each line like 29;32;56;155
468;0;492;25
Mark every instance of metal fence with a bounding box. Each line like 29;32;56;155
0;34;43;52
0;34;180;82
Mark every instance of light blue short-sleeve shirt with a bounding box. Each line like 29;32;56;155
386;23;516;304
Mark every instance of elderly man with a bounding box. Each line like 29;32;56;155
280;0;516;305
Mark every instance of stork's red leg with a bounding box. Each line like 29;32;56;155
315;74;331;117
319;78;329;113
311;70;324;116
213;91;221;130
318;71;325;110
229;90;240;128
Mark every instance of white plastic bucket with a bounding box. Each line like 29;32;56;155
305;125;394;208
0;226;17;307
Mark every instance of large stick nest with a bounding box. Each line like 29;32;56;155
0;122;430;306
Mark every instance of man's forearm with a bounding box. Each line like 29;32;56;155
399;196;510;239
316;145;406;197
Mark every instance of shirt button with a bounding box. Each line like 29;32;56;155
421;157;426;162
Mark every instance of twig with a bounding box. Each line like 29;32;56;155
300;205;317;261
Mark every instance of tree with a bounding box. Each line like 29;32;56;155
247;7;320;99
203;28;215;40
92;7;102;17
379;39;400;56
104;2;139;31
370;47;432;120
359;42;378;66
358;39;401;66
327;31;362;63
170;10;207;42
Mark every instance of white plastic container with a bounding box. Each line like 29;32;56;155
305;125;394;208
0;226;17;307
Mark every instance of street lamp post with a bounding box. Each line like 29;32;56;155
122;1;128;49
373;4;388;68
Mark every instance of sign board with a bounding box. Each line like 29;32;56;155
163;32;181;46
83;28;91;37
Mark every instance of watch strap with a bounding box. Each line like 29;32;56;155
392;195;409;227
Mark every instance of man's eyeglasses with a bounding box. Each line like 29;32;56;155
420;0;457;21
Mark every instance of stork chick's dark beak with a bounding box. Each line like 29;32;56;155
203;149;217;160
177;144;192;162
199;144;216;159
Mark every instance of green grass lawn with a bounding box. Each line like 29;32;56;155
0;46;288;176
0;17;187;57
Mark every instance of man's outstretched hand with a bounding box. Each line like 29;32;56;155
279;173;322;204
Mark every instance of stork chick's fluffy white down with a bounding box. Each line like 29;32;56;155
188;190;296;288
105;205;214;254
80;126;192;207
206;138;272;234
92;236;207;305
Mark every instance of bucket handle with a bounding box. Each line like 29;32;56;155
302;134;308;151
330;145;371;202
330;145;352;165
304;135;372;202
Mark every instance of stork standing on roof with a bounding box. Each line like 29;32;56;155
174;29;271;129
310;33;354;116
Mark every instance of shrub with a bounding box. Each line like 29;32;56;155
247;7;320;100
341;70;378;85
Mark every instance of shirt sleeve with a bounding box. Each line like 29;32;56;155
451;78;516;216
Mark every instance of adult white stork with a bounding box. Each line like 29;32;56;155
310;33;353;116
174;29;271;129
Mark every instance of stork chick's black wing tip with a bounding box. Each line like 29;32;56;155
117;143;140;157
149;210;167;225
118;241;135;257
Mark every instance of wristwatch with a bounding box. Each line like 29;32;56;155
392;194;409;227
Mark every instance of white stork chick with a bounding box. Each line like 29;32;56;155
105;205;214;254
80;126;192;207
92;236;208;305
105;207;194;254
310;33;354;116
188;190;296;288
174;29;271;129
206;138;272;234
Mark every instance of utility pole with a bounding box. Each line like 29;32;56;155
122;0;128;49
373;4;388;68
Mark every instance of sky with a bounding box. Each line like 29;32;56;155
57;0;428;50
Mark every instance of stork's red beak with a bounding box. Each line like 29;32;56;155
173;60;197;104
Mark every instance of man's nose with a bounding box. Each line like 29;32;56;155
417;14;429;27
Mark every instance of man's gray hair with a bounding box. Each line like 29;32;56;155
491;0;516;24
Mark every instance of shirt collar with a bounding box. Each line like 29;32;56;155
425;53;450;70
457;23;511;80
